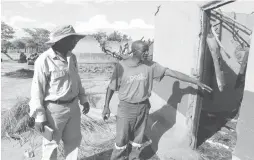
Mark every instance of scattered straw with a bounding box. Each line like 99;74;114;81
1;97;31;137
1;95;117;159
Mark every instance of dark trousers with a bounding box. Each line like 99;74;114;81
110;100;150;160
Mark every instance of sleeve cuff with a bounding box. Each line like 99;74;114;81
29;101;46;122
155;67;168;82
79;95;88;105
160;67;168;81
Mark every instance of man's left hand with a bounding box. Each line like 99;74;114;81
82;102;90;114
196;81;213;93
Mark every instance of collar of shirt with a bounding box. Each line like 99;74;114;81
48;48;73;63
123;58;142;67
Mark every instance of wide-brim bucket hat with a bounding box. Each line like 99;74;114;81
46;25;86;45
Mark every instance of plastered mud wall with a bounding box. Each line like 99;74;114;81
143;2;203;159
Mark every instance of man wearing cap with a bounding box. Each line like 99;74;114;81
29;25;90;160
102;40;212;160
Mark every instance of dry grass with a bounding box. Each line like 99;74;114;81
1;96;116;159
79;63;114;75
56;115;116;159
1;97;31;137
197;119;238;160
88;95;102;108
198;142;231;160
4;68;34;79
1;97;40;152
78;115;116;159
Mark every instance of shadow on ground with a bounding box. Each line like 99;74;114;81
82;149;113;160
4;68;34;79
197;109;238;147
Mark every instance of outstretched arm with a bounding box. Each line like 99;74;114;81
164;69;197;84
148;60;212;93
164;68;212;93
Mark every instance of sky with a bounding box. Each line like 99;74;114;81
1;0;254;40
1;0;163;40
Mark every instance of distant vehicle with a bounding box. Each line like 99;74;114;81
27;53;40;65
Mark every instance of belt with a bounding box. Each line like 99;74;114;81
122;99;148;105
46;97;76;104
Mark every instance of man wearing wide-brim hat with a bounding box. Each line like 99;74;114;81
29;25;90;160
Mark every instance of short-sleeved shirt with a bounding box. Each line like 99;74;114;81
108;59;167;103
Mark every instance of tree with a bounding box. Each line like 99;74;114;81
92;31;107;42
107;31;123;42
1;21;15;54
23;28;50;52
1;21;15;40
122;34;131;41
1;40;13;52
92;30;133;60
21;37;37;53
12;39;26;52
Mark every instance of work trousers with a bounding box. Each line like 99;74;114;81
41;98;82;160
111;99;150;160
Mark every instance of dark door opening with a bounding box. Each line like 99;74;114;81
195;5;253;160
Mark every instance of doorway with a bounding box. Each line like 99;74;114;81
193;1;253;159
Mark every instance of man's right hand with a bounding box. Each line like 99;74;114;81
102;106;111;121
34;121;47;133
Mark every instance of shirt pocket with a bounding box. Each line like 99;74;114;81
51;70;67;80
49;70;69;94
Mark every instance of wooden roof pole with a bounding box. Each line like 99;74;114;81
207;27;226;92
213;10;252;34
211;26;231;58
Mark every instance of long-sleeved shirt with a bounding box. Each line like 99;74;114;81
29;48;87;122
